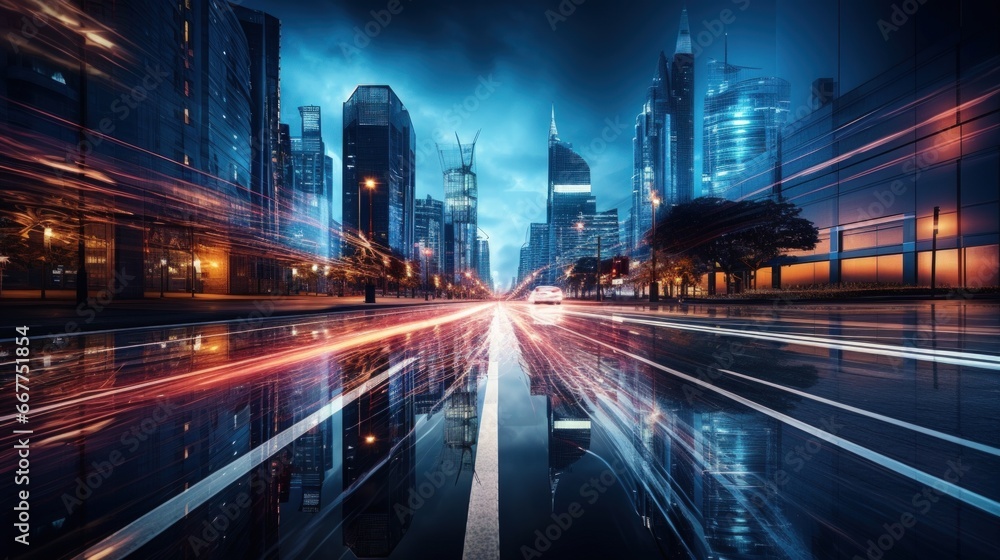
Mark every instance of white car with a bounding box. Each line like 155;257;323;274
528;286;563;304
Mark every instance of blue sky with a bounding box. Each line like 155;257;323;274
240;0;851;287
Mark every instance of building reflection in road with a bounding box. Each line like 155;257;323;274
1;306;492;559
509;304;816;560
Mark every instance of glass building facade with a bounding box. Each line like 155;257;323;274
438;135;479;284
286;105;331;260
548;107;595;282
414;195;445;278
342;86;416;259
477;238;492;290
721;0;998;291
671;7;695;206
629;8;694;259
703;61;791;200
630;53;672;257
0;0;259;297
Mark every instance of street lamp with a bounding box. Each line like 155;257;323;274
42;227;52;300
931;206;940;297
362;178;377;303
575;221;602;301
160;257;167;298
423;248;432;300
291;267;298;294
312;263;319;295
650;194;661;303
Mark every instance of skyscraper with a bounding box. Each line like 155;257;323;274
230;5;282;295
477;238;492;290
232;5;281;241
671;7;695;203
438;133;479;284
528;222;550;282
703;59;790;199
548;106;595;281
342;86;416;259
0;0;253;298
414;195;445;278
630;52;672;256
288;105;330;258
628;7;694;260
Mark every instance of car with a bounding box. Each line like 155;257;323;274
528;285;563;304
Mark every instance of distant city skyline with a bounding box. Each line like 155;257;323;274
235;0;933;287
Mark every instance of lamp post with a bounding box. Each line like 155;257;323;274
649;194;661;303
363;178;377;303
931;206;939;297
423;248;432;300
160;257;167;298
42;227;52;300
311;264;319;295
291;267;298;294
575;220;603;302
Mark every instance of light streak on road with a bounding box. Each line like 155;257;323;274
567;309;1000;370
505;304;1000;519
75;358;418;560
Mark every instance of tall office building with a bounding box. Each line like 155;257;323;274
342;86;416;259
232;5;281;241
630;52;672;256
548;106;595;281
477;238;492;290
288;105;330;258
671;7;695;203
438;134;479;284
230;5;282;294
703;59;790;199
414;195;445;278
628;7;694;259
0;0;253;297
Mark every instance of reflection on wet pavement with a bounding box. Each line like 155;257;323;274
1;300;998;559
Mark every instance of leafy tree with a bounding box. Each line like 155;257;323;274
735;199;819;289
650;197;818;293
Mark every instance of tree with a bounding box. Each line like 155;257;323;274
736;199;819;289
650;197;818;293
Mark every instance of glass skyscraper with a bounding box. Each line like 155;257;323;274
288;105;330;259
438;134;479;284
629;8;694;258
703;61;791;200
0;0;254;297
414;195;445;278
342;86;416;259
671;7;695;205
548;106;595;281
630;52;672;256
477;238;492;290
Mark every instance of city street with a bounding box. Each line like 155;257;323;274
2;299;998;559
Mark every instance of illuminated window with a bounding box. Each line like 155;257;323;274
184;20;189;43
183;107;190;124
183;154;190;165
184;80;189;97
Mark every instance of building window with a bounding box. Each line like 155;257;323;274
183;154;190;165
184;20;189;43
184;80;189;97
183;107;190;124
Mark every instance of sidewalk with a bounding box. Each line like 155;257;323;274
0;289;471;335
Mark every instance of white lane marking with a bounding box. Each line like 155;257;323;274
571;310;1000;371
75;358;417;560
531;314;1000;519
463;309;501;560
718;368;1000;458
